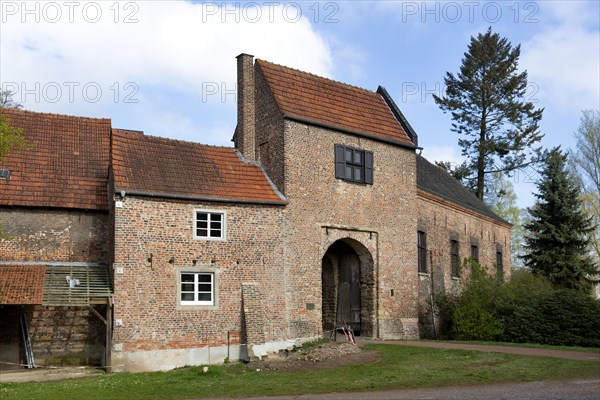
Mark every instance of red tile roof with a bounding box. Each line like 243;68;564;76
111;129;286;204
256;59;414;146
0;264;46;304
0;109;111;210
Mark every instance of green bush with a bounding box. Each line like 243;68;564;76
436;267;600;347
504;289;600;347
436;261;506;341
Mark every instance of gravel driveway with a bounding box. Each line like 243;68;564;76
234;379;600;400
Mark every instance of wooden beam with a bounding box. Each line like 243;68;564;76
105;298;112;374
88;305;107;325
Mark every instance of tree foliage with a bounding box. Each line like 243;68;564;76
569;110;600;265
0;89;23;110
0;115;27;164
523;149;598;291
0;89;27;163
433;28;544;200
484;171;526;269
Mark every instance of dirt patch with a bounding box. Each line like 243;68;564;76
249;341;382;372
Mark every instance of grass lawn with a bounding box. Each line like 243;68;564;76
1;344;599;400
438;340;600;353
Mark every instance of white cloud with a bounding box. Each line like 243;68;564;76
0;1;333;142
521;2;600;113
420;145;463;165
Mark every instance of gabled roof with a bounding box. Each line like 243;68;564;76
256;59;415;147
111;129;286;205
0;109;111;210
416;155;509;224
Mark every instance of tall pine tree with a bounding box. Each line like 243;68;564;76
523;149;598;291
434;28;544;200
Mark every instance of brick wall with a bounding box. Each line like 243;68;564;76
281;120;419;339
112;196;286;356
28;305;106;365
0;305;105;368
0;206;109;367
241;282;265;356
0;207;108;262
416;191;512;337
255;65;286;193
235;53;256;159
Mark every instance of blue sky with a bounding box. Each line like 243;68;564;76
1;1;599;208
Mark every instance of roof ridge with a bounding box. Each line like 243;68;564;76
113;128;235;151
256;59;377;96
0;107;111;122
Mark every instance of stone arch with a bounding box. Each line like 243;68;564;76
321;238;375;337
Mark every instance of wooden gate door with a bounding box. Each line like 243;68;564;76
337;252;361;333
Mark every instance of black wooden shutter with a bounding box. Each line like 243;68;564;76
335;144;345;179
364;150;374;184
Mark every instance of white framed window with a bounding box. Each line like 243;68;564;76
194;210;226;240
179;271;214;306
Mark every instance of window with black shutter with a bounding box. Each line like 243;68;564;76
334;144;373;184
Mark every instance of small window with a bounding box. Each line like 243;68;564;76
194;210;225;240
470;245;479;264
450;239;460;278
180;272;214;306
418;231;427;273
496;248;503;274
335;144;373;184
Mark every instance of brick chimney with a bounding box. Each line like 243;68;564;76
235;53;256;159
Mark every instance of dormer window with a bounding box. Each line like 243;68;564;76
334;145;373;184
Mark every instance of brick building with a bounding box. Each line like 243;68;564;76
0;54;510;372
0;110;112;370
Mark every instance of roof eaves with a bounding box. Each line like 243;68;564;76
377;86;419;146
417;185;512;226
114;188;288;206
283;113;419;150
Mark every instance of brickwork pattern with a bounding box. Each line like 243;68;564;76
0;207;109;263
236;54;256;159
281;120;419;340
241;282;265;354
28;305;106;365
112;196;286;353
0;206;109;367
255;65;286;192
416;191;512;337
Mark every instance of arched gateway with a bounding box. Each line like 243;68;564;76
321;239;375;337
